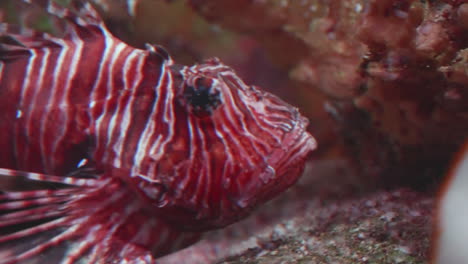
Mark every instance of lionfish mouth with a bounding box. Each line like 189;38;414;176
268;112;316;181
237;111;317;208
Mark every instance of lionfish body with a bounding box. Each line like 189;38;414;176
0;1;316;263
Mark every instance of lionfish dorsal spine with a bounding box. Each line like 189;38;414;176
0;0;104;52
22;0;102;24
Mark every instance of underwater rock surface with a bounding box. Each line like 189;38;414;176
160;186;432;264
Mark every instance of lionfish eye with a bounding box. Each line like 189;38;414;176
183;77;222;116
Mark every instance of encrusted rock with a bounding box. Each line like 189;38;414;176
188;0;468;187
160;187;432;264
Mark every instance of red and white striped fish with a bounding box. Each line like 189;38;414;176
0;1;316;263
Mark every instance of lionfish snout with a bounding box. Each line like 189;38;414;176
230;88;317;209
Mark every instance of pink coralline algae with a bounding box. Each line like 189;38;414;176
0;1;315;263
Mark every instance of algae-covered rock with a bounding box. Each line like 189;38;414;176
188;0;468;188
161;186;432;264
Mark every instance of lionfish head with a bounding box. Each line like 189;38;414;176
137;58;316;230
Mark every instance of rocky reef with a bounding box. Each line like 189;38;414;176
187;0;468;188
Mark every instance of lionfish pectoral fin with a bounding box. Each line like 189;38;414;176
0;167;101;264
0;167;99;189
0;168;195;263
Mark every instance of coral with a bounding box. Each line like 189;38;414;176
187;0;468;187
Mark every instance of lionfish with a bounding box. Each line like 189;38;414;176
0;1;316;263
